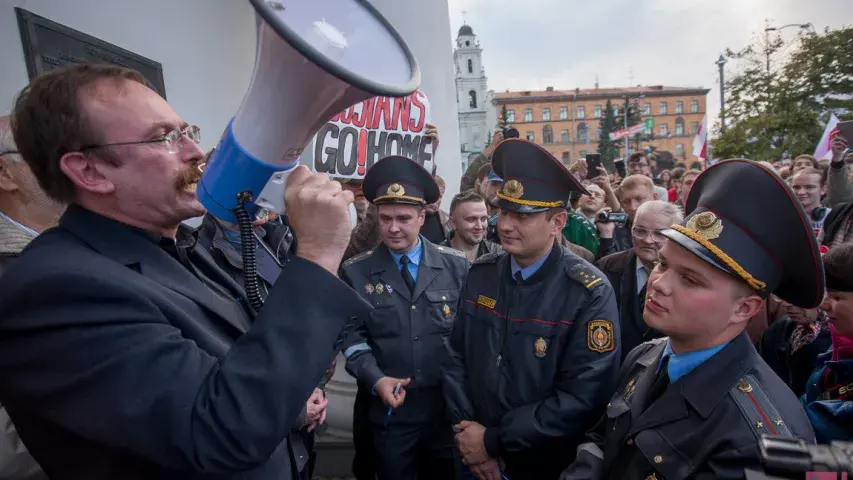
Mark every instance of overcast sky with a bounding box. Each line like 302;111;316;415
447;0;852;135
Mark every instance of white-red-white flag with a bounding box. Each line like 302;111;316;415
814;114;841;160
692;115;708;159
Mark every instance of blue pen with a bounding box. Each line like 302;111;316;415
384;381;402;427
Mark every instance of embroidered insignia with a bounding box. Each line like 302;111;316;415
587;320;615;353
534;337;547;358
375;283;385;295
364;284;374;295
622;376;638;400
686;211;723;241
386;284;393;294
442;303;452;317
342;249;374;267
477;295;497;309
387;183;405;197
502;179;524;199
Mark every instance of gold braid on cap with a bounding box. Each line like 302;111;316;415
373;194;426;204
495;192;564;207
670;224;767;291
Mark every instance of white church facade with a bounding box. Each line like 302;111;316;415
454;24;493;172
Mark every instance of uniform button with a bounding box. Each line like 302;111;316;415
607;402;612;408
411;305;417;310
413;336;419;341
654;455;663;464
417;369;421;373
441;296;447;301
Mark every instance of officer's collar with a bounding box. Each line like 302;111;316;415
505;241;561;285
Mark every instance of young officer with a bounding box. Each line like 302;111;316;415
561;159;821;480
341;155;469;480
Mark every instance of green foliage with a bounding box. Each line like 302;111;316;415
597;99;621;162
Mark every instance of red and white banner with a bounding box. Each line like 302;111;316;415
814;114;841;160
692;115;708;159
609;122;646;141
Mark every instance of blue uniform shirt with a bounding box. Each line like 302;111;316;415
658;339;729;382
510;252;550;281
389;236;423;281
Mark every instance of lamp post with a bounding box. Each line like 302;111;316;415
764;23;815;74
716;55;727;133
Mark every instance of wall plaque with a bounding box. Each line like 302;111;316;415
15;8;166;98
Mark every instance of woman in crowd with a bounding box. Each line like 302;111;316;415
801;242;853;442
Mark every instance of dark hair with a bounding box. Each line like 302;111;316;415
669;167;686;181
477;163;492;182
824;243;853;292
628;152;648;165
450;189;486;216
11;63;151;203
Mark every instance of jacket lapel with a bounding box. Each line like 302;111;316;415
59;205;250;334
411;240;441;301
370;244;411;302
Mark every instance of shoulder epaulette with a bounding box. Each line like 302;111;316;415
342;248;375;268
566;262;607;291
473;250;503;265
729;374;794;439
435;245;467;258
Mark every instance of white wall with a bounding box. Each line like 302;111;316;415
0;0;257;154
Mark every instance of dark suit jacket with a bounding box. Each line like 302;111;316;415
596;250;660;360
0;205;370;479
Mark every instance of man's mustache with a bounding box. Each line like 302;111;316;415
175;164;203;190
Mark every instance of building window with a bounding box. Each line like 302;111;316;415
469;90;477;109
691;99;699;113
577;123;589;142
675;101;683;114
526;131;535;142
467;59;473;73
577;106;585;119
542;107;551;121
507;109;516;123
676;143;685;156
594;105;602;118
543;125;554;143
561;129;570;143
675;118;685;136
613;104;620;116
595;127;602;139
660;123;669;136
691;122;699;134
644;103;652;116
560;106;568;120
562;152;570;164
524;109;533;122
659;102;668;115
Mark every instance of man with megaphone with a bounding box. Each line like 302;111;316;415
0;63;373;480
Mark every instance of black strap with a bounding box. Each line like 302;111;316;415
513;270;524;285
399;255;416;292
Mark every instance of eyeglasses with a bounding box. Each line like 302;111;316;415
631;226;667;242
79;125;201;155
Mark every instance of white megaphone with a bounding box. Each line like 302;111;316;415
197;0;420;224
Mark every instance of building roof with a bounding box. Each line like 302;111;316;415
458;24;474;36
494;85;709;102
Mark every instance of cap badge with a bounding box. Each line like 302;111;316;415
686;211;723;241
503;180;524;199
534;337;547;358
387;183;406;197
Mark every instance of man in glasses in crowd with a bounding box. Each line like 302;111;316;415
0;64;369;480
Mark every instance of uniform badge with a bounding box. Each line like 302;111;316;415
387;183;406;197
442;303;452;317
686;211;723;241
502;180;524;199
375;283;385;295
386;284;393;294
588;320;615;353
533;337;547;358
364;284;375;295
476;295;497;309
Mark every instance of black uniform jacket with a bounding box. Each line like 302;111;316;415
443;243;621;473
341;238;470;425
0;205;371;479
561;333;816;480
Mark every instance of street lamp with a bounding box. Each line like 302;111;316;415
764;23;815;73
716;55;727;133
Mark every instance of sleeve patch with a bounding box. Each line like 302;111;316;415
588;320;615;353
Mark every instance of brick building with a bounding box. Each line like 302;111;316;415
491;85;710;166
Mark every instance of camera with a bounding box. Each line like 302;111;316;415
744;435;853;479
596;211;629;224
502;127;520;139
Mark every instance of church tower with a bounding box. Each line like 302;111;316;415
454;23;490;171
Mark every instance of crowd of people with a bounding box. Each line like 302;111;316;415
0;62;850;480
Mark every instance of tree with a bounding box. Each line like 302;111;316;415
613;98;644;153
712;25;853;160
498;104;510;132
597;99;620;163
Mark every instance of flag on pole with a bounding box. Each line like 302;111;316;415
692;115;708;159
814;114;841;160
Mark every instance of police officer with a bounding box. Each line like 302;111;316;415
443;139;621;480
561;159;821;480
341;155;469;480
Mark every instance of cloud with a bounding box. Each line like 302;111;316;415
448;0;853;133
